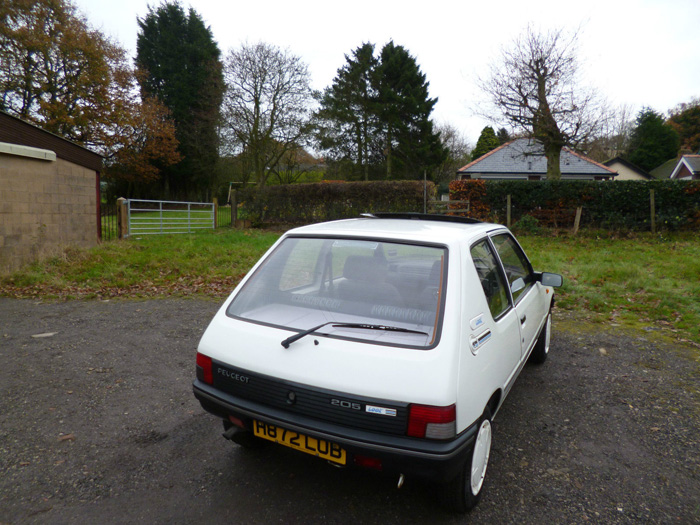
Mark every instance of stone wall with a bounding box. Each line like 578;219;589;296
0;152;97;274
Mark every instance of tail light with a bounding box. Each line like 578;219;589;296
407;403;456;439
196;352;213;385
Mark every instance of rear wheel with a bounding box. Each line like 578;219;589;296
442;408;492;513
529;310;551;364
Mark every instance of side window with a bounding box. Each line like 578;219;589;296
470;240;509;319
490;234;534;304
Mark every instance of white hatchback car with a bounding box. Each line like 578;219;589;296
193;213;562;512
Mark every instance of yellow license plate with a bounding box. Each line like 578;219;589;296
253;420;347;465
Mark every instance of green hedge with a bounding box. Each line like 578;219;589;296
238;180;436;226
449;180;700;231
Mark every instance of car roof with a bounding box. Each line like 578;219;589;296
285;215;507;246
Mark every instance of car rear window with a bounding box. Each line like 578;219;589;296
226;237;447;348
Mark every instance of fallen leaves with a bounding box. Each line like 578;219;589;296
0;275;243;301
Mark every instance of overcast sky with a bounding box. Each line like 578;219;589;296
75;0;700;145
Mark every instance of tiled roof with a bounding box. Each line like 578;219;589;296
670;155;700;179
458;138;615;176
684;155;700;172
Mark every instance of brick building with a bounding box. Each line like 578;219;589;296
0;111;103;274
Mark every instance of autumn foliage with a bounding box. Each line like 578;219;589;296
0;0;180;184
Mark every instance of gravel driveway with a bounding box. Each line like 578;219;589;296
1;298;699;524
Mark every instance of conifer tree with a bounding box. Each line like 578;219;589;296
627;108;680;171
136;1;224;199
316;43;380;180
471;126;501;160
375;41;445;179
316;41;445;180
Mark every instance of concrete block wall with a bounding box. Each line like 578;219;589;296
0;154;97;274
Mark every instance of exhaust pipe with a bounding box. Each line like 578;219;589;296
397;473;405;489
222;425;238;440
222;425;266;449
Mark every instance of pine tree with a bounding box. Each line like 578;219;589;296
316;43;380;180
136;2;224;199
627;108;679;171
375;41;446;179
472;127;501;160
315;41;445;180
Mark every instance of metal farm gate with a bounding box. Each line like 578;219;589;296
126;199;215;237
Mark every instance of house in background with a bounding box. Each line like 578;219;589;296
457;138;616;181
0;111;103;274
603;157;653;180
669;155;700;180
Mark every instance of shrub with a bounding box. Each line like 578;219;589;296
513;214;542;234
238;180;435;226
449;179;700;231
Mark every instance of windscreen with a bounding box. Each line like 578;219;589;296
226;237;447;348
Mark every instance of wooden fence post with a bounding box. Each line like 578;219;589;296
506;194;511;228
573;207;583;235
231;190;237;228
650;189;656;234
213;197;218;228
116;197;128;239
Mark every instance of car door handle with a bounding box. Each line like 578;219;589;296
520;315;526;325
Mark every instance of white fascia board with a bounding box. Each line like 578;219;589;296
0;142;57;161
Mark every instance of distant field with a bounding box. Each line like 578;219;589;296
1;228;698;346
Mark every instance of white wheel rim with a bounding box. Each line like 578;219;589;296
544;313;551;355
470;419;492;495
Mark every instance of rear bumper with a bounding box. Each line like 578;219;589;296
193;380;477;482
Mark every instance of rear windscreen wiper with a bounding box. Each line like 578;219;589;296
281;322;427;348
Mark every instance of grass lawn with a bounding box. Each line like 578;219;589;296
519;230;700;347
0;229;280;300
1;228;699;346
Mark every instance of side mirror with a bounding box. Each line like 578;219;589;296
511;277;526;294
538;272;563;288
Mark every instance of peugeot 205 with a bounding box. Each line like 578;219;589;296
193;213;562;512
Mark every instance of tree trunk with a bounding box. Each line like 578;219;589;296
386;125;392;180
544;142;562;180
362;120;369;181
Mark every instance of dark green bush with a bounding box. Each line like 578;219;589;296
238;180;435;226
449;180;700;231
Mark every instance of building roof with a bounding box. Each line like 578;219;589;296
603;156;653;179
457;138;616;179
0;111;103;172
649;157;679;179
670;155;700;179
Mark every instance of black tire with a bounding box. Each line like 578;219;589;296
442;407;493;513
529;310;552;364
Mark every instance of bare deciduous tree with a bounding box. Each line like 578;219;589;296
585;103;636;162
478;26;603;179
434;123;472;183
221;42;313;188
